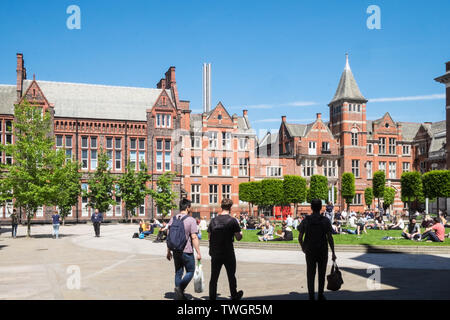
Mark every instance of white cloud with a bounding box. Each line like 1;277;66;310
253;118;282;123
369;94;445;103
283;101;319;107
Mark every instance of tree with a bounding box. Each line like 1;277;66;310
117;162;151;223
0;101;57;237
372;171;386;211
341;173;356;211
48;149;82;224
85;148;116;214
364;187;373;209
239;181;262;216
150;172;178;218
422;170;450;214
260;179;285;217
400;171;423;211
283;175;307;217
309;175;328;201
383;187;396;212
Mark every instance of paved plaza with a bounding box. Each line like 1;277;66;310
1;223;450;300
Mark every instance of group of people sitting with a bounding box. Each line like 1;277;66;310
253;216;295;242
137;219;169;242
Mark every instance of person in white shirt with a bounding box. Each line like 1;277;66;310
341;210;348;222
286;215;293;227
348;215;357;228
199;217;208;231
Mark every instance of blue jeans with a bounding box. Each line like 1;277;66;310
53;224;60;238
173;252;195;291
12;224;18;238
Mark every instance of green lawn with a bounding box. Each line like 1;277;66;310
197;227;450;246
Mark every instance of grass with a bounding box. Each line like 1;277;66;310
154;226;450;246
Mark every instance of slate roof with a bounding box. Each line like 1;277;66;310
329;55;367;105
0;85;17;115
19;80;172;121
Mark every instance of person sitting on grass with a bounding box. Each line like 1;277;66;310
356;214;368;235
256;217;266;235
270;222;293;241
258;221;274;241
421;214;434;228
154;221;169;242
142;221;154;236
331;221;344;234
388;213;405;230
421;217;445;242
348;214;357;229
247;217;256;230
439;212;447;227
401;217;421;241
372;214;386;230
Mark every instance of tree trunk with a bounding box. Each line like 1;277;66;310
27;212;31;238
295;202;298;217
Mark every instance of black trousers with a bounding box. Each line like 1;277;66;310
93;222;101;237
209;253;238;300
305;251;328;300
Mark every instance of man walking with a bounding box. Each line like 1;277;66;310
11;208;18;238
208;198;244;301
52;210;61;239
298;199;337;301
91;209;103;237
166;198;201;300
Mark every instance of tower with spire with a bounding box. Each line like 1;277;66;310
328;54;368;205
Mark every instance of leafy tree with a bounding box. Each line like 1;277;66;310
372;171;386;211
309;175;328;201
261;179;285;210
117;162;151;223
239;181;262;216
341;172;355;211
422;170;450;214
48;149;82;224
85;148;116;214
400;171;423;210
383;187;396;212
283;175;307;216
0;101;56;237
150;172;178;218
364;187;373;209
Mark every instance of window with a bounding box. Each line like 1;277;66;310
402;145;410;155
107;150;113;170
91;150;97;170
389;138;396;154
56;135;63;147
130;138;137;150
352;194;362;205
420;161;426;173
191;157;201;175
115;151;122;170
419;144;426;155
222;185;231;199
115;138;122;150
239;158;248;176
81;150;88;169
139;139;145;150
130;151;137;170
322;142;330;153
91;137;97;149
302;159;315;177
209;157;218;175
191;135;201;149
308;141;317;155
379;161;386;173
139;151;145;168
351;133;358;146
156;114;171;128
403;162;410;173
65;136;72;147
209;132;218;149
81;183;89;217
222;158;231;176
352;160;360;177
164;152;171;171
81;136;88;149
389;162;396;179
165;140;171;151
323;160;336;178
367;143;373;154
267;166;282;177
191;185;201;204
379;138;386;154
367;161;373;179
239;138;248;150
209;184;218;204
222;132;231;149
106;137;113;149
156;139;163;151
156;152;163;171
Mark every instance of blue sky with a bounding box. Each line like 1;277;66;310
0;0;449;137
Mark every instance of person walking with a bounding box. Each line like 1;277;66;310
298;199;337;301
91;209;103;237
11;208;19;238
166;198;201;300
208;198;244;301
325;202;334;224
52;211;61;239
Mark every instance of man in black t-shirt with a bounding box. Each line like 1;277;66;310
208;198;243;300
298;199;337;301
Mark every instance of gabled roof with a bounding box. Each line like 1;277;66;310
399;122;422;141
0;85;17;115
284;123;308;137
21;80;172;121
329;54;367;105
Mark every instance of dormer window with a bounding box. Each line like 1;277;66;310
156;114;172;128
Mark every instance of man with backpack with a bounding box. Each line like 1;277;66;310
298;199;337;301
208;198;243;300
166;198;201;300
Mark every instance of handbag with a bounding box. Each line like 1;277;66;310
327;261;343;291
193;261;205;293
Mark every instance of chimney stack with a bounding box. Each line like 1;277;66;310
157;78;166;89
316;113;322;120
282;116;286;122
165;67;176;89
446;61;450;73
16;53;26;100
